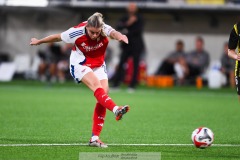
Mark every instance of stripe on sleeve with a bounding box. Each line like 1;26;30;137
69;30;83;38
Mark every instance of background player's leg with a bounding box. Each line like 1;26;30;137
129;51;140;89
112;50;129;88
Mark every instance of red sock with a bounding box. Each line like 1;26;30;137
92;103;106;136
94;88;116;111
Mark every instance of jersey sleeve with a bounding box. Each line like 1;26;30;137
103;24;115;37
228;24;239;50
61;27;84;44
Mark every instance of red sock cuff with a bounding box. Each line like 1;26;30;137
94;88;105;97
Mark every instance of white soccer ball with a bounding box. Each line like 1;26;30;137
191;127;214;148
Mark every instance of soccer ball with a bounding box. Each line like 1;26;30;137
191;127;214;148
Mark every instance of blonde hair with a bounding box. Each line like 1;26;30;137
87;12;107;37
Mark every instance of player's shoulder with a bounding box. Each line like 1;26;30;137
66;21;86;39
74;21;87;29
103;23;111;28
103;23;115;35
232;21;240;34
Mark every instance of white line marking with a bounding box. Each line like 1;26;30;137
1;143;240;147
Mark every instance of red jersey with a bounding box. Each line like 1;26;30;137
61;21;115;68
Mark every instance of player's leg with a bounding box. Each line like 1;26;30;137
70;63;116;111
82;72;118;112
70;64;110;147
91;102;106;136
235;76;240;102
70;64;129;117
91;64;130;120
234;61;240;102
229;71;235;88
90;101;108;147
89;64;129;147
90;79;108;147
237;78;240;102
94;78;109;136
71;65;115;111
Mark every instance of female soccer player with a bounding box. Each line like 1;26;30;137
228;22;240;102
30;12;130;148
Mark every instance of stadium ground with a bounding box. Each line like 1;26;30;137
0;80;240;160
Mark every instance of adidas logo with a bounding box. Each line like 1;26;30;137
98;116;105;120
98;123;103;127
81;69;86;73
105;97;111;103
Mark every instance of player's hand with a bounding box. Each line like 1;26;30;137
30;38;41;45
235;54;240;61
119;35;128;44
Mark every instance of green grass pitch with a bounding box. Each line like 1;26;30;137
0;80;240;160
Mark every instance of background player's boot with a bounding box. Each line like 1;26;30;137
115;105;130;121
89;139;108;148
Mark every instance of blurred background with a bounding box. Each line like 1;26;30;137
0;0;239;89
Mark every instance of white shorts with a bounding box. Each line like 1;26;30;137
69;63;108;83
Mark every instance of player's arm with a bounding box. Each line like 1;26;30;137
110;30;128;44
228;24;240;60
228;49;240;61
103;24;128;44
30;33;62;46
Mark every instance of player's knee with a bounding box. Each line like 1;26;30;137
91;81;102;91
102;87;109;93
